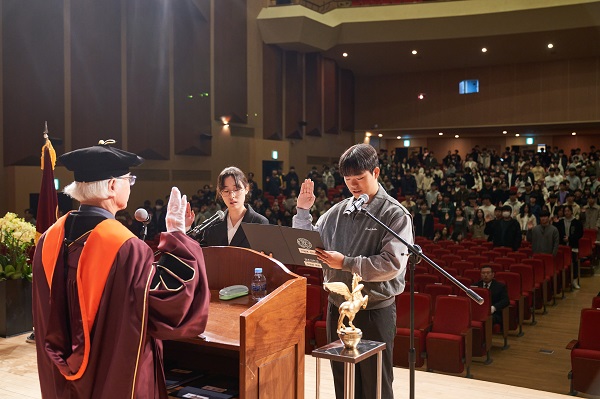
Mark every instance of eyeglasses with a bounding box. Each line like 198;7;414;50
117;175;137;186
221;188;244;197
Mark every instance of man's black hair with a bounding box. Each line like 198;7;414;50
338;144;379;177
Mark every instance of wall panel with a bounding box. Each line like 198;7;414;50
126;0;170;160
305;53;322;137
262;44;283;140
214;0;247;124
323;58;339;134
3;0;64;165
173;0;211;156
284;52;303;139
70;0;121;149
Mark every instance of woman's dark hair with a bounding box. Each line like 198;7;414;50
216;166;249;201
520;203;532;216
474;208;485;224
339;144;379;177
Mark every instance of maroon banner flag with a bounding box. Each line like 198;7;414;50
36;130;59;244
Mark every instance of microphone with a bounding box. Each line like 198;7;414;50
188;210;225;236
343;193;369;216
134;208;151;224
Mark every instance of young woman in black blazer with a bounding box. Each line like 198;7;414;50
200;166;268;248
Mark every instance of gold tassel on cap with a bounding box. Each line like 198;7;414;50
40;121;57;171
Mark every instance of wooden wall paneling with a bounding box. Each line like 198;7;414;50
539;61;569;123
399;74;420;128
567;58;599;121
462;67;489;127
126;0;170;160
2;0;64;165
434;70;460;127
262;44;283;140
173;0;211;156
214;0;247;124
304;53;322;137
486;64;515;125
511;63;541;124
70;0;122;149
340;68;354;132
284;51;303;139
323;58;339;134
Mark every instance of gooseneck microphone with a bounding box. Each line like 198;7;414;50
187;210;225;236
134;208;151;224
343;193;369;216
134;208;151;240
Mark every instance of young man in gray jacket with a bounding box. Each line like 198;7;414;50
293;143;413;399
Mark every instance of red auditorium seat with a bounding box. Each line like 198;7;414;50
532;253;558;305
414;274;441;292
305;284;323;354
313;294;329;350
509;263;536;325
494;246;514;257
592;296;600;309
558;245;573;290
495;271;525;337
463;269;482;284
567;308;600;396
295;266;322;285
522;258;549;313
578;237;594;277
426;296;472;377
495;257;516;271
424;284;453;312
467;255;488;269
459;287;492;364
393;292;432;368
511;251;528;263
453;261;475;276
443;254;461;268
481;250;502;261
456;249;477;259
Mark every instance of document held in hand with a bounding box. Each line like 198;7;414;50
241;223;324;268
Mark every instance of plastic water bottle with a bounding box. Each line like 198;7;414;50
251;267;267;301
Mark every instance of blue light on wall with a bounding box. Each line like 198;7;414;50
459;79;479;94
526;137;534;145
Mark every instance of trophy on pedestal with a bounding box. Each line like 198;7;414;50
324;273;369;349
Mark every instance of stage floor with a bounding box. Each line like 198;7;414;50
304;356;572;399
0;332;582;399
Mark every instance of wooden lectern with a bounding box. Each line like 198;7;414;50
163;246;306;399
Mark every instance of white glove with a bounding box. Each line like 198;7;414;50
166;187;187;233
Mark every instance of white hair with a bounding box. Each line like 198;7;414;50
63;178;125;202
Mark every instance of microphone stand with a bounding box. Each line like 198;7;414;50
358;207;483;399
140;222;148;241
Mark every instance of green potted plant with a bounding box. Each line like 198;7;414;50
0;212;36;337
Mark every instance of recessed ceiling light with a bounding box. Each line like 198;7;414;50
378;133;383;138
515;133;520;137
572;132;577;136
502;130;507;134
455;134;459;138
439;132;444;136
547;43;554;49
412;50;418;55
417;93;425;100
397;136;402;140
342;52;348;57
481;47;488;53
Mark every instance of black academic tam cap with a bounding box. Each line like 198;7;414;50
59;140;144;182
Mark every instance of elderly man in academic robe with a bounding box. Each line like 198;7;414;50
32;140;210;399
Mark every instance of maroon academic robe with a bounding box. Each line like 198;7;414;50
32;216;210;399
